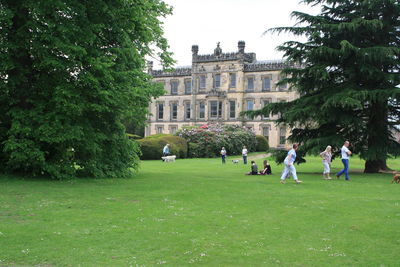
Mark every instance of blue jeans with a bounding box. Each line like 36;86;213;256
243;155;247;164
337;159;349;180
221;155;226;164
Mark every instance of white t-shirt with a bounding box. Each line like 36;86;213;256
341;146;350;159
284;149;296;165
242;149;248;156
221;149;226;156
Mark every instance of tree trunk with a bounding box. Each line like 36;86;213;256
364;159;390;173
364;100;389;173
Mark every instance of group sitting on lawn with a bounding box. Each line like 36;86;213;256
246;160;272;175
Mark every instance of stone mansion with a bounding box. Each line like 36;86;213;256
146;41;298;148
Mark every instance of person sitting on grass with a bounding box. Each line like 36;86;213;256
259;160;272;175
246;161;258;175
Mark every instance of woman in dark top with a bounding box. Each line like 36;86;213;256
259;160;272;175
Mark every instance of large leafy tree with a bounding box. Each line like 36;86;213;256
249;0;400;173
0;0;173;178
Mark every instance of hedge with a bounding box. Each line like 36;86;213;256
138;135;188;160
126;133;142;140
178;124;257;158
255;135;269;152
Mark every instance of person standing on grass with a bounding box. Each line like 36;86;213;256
163;144;170;157
280;143;302;184
220;147;227;164
337;141;352;180
320;145;332;180
242;146;248;164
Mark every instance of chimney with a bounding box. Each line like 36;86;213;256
238;40;245;54
192;45;199;56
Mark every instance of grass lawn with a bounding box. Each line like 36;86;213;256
0;154;399;266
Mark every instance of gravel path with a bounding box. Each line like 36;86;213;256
232;153;270;161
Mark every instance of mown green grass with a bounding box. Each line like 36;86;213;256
0;155;399;266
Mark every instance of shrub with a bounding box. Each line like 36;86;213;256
255;135;269;152
138;135;187;160
127;133;142;140
177;124;257;158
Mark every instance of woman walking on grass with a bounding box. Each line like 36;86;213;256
320;145;332;180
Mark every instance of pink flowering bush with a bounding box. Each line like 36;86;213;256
177;124;257;158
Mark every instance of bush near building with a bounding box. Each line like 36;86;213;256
138;135;188;160
177;124;257;158
255;135;269;152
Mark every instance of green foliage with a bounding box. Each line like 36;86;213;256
247;0;400;172
178;124;257;158
255;135;269;152
0;0;173;178
127;133;142;140
138;135;188;160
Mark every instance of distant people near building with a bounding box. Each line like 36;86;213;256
259;160;272;175
242;146;248;164
246;160;258;175
320;145;332;180
221;147;227;164
163;144;170;157
337;141;352;180
147;41;298;150
280;144;302;184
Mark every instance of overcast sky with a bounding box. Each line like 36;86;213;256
152;0;321;69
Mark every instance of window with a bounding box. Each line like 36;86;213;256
246;100;254;111
185;102;191;120
170;126;177;134
199;75;206;89
229;73;236;88
278;100;286;118
247;77;254;91
171;103;178;120
262;99;270;119
262;77;271;91
157;126;163;134
210;101;218;118
279;127;286;145
199;102;205;119
229;100;236;119
210;101;222;118
185;79;192;94
262;127;270;142
214;74;221;88
157;103;164;120
278;75;287;90
171;80;178;95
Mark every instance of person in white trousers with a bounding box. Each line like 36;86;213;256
320;145;332;180
280;144;302;184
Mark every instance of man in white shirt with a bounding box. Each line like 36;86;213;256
242;146;248;164
163;144;170;156
337;141;352;180
280;143;302;184
220;147;227;164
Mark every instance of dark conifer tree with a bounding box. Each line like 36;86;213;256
249;0;400;172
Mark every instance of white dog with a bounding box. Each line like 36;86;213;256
162;155;176;162
232;159;239;164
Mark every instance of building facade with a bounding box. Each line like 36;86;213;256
146;41;298;148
